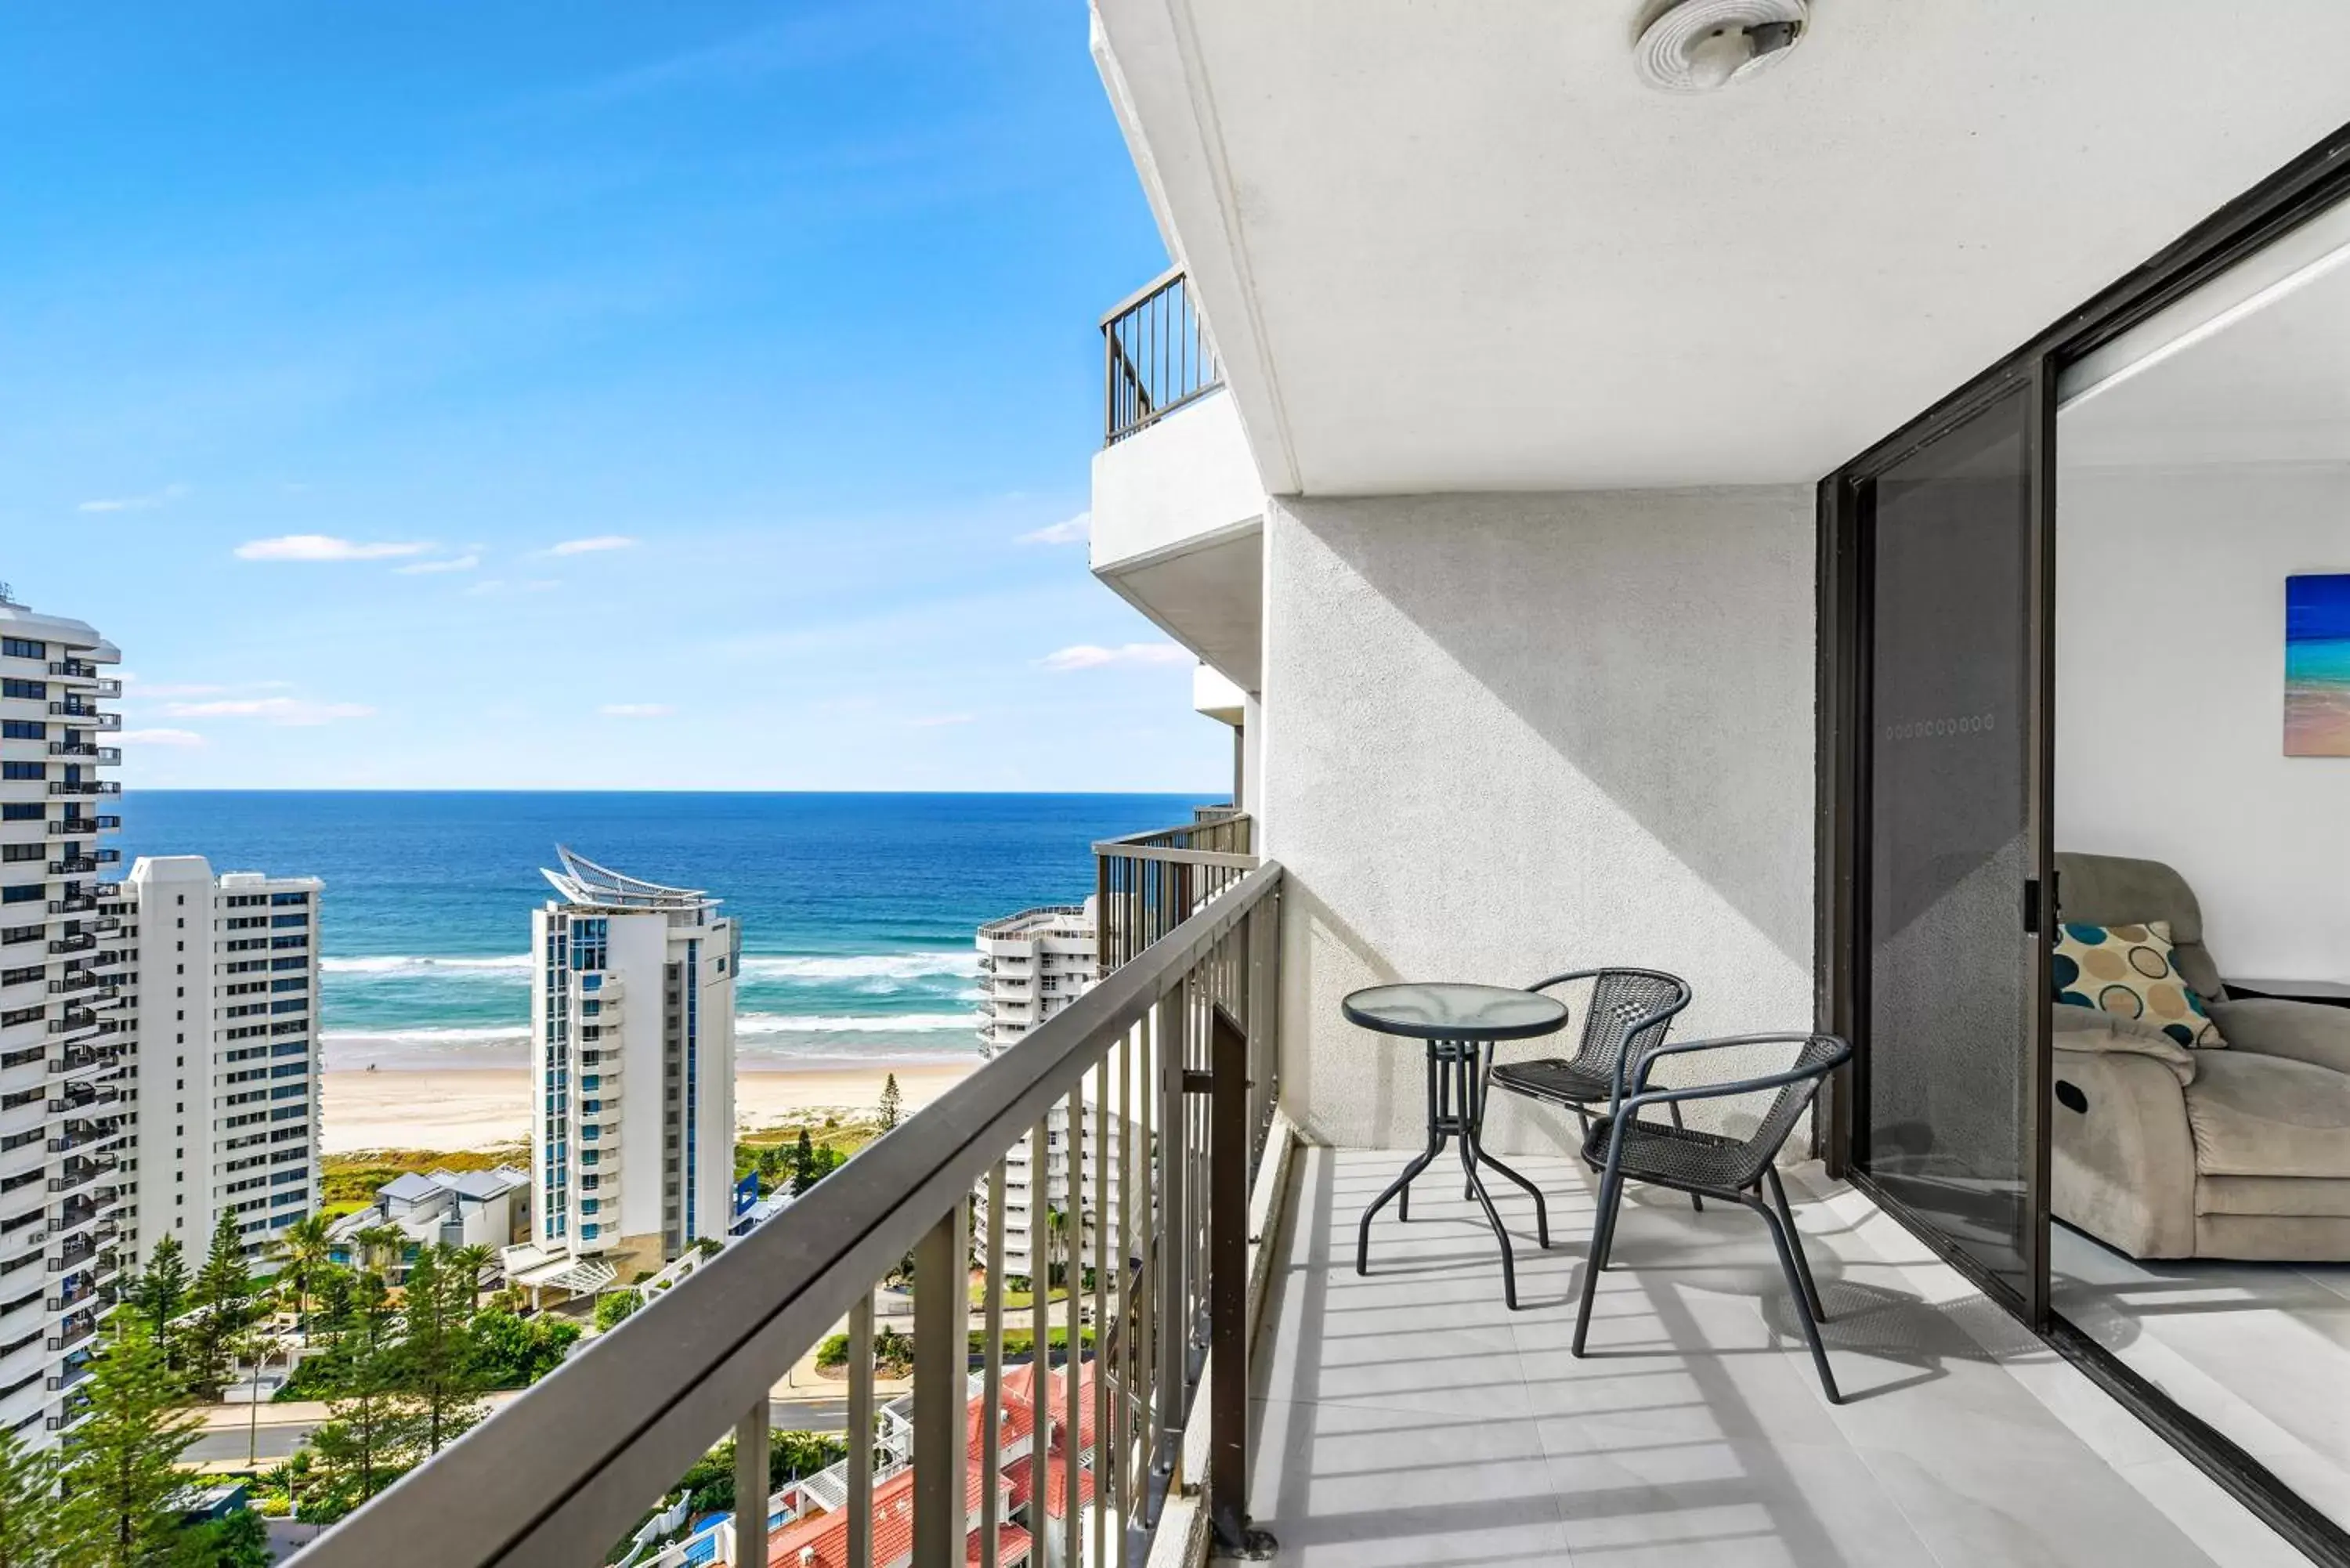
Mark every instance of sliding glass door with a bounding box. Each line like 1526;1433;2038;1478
1851;378;2053;1317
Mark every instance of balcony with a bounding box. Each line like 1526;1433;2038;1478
286;819;2287;1568
1091;269;1264;693
45;973;97;997
45;934;93;956
1103;268;1224;446
46;818;120;835
1094;810;1256;972
45;781;119;797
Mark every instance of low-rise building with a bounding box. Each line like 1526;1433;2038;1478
327;1165;530;1277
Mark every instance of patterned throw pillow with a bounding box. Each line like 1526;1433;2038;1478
2053;920;2226;1048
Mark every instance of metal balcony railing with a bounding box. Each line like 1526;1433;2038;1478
46;817;120;835
291;862;1288;1568
1094;811;1257;974
1103;268;1224;446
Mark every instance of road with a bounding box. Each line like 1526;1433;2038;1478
183;1391;851;1468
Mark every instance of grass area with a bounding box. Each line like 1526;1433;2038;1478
732;1118;882;1189
970;1281;1068;1311
320;1144;528;1209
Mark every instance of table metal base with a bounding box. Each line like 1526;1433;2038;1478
1355;1039;1551;1309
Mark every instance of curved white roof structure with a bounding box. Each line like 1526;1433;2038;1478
539;845;717;912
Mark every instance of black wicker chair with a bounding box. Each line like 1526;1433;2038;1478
1571;1031;1855;1402
1485;968;1700;1208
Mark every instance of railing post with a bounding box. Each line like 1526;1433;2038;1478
912;1201;969;1568
732;1396;770;1568
848;1295;876;1568
1206;1006;1274;1556
1153;985;1185;1476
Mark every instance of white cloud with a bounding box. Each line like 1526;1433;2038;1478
78;482;188;514
234;534;432;562
125;681;230;699
599;703;674;718
909;714;975;728
1018;512;1090;546
1038;641;1193;673
395;554;481;576
162;696;375;726
547;535;637;556
114;728;205;747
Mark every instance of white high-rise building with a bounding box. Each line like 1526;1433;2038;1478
971;902;1128;1279
0;590;126;1443
506;848;736;1295
116;857;324;1270
975;903;1094;1057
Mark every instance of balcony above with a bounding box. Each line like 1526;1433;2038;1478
1091;269;1264;692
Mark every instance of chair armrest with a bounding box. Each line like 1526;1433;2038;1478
2207;996;2350;1077
2052;1003;2196;1086
1621;1032;1851;1111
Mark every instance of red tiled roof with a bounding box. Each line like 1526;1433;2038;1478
1002;1451;1097;1521
996;1362;1098;1454
766;1463;1003;1568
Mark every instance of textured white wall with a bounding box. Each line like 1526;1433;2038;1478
1261;488;1818;1154
2056;462;2350;978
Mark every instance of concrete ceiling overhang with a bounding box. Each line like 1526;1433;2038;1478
1092;0;2350;495
1097;521;1264;692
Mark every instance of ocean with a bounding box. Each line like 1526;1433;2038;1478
113;792;1213;1073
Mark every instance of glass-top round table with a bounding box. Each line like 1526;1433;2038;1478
1342;982;1570;1310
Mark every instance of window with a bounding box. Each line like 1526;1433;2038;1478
0;847;34;865
0;765;41;782
0;888;38;907
0;681;42;702
0;805;34;822
0;722;41;742
269;891;308;906
269;912;308;929
580;1199;599;1215
0;640;42;661
0;967;35;988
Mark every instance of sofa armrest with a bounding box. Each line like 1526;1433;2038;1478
2208;996;2350;1077
2049;1039;2199;1259
2052;1003;2196;1085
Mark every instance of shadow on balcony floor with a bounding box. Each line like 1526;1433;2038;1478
1244;1145;2287;1567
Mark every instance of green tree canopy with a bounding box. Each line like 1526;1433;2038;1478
0;1424;56;1568
400;1246;489;1456
57;1317;198;1568
128;1235;189;1342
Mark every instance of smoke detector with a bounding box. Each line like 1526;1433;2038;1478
1633;0;1807;92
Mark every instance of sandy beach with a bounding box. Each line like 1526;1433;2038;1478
320;1062;980;1154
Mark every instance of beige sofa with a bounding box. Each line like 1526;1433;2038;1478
2052;852;2350;1261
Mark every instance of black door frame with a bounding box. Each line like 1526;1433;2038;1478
1817;118;2350;1567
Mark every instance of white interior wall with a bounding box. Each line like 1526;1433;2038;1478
2055;462;2350;980
1261;488;1818;1154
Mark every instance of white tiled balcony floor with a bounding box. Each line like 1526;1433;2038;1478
1246;1145;2300;1567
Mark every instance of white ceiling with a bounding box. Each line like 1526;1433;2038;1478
1094;0;2350;494
2063;247;2350;470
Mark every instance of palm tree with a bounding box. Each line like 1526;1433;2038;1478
354;1225;409;1283
445;1245;493;1312
271;1214;334;1328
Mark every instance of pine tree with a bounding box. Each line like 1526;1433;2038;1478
185;1210;255;1400
400;1246;487;1456
128;1234;188;1341
790;1127;816;1195
307;1273;425;1509
0;1425;56;1568
877;1074;902;1131
56;1317;197;1568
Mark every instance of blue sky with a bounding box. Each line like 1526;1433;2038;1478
0;3;1224;790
